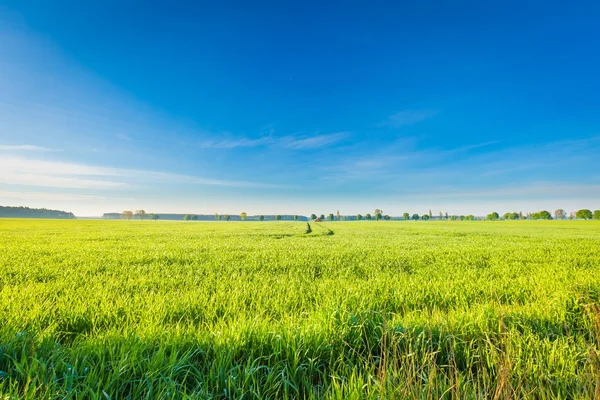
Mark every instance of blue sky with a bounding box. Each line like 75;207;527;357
1;1;599;216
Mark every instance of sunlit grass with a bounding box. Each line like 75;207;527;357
1;219;599;398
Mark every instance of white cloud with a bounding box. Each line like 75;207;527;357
195;132;348;150
0;155;288;190
196;137;273;149
0;144;59;151
284;132;348;149
0;191;108;201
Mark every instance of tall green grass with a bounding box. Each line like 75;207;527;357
0;220;599;398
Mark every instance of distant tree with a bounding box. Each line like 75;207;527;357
459;215;465;221
383;215;391;220
486;212;499;221
365;213;372;220
444;212;449;220
568;212;575;220
576;209;593;220
328;213;334;221
259;215;264;221
450;215;458;221
225;214;231;222
403;213;410;221
374;209;382;217
121;210;134;220
214;213;219;221
439;211;443;220
375;210;382;221
594;210;600;220
310;214;317;221
294;215;298;221
533;210;552;220
429;209;432;219
135;210;146;220
357;214;363;220
503;212;519;220
336;210;341;221
486;211;500;221
422;214;430;221
519;211;523;220
148;213;158;221
412;214;419;221
466;215;475;221
183;214;191;221
240;212;247;221
554;209;567;220
191;215;198;221
275;215;282;221
319;214;325;220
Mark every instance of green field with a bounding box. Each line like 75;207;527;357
1;220;599;399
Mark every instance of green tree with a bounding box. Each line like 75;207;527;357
486;212;499;220
383;215;391;220
403;213;410;221
121;210;133;220
275;215;282;221
429;209;432;219
319;214;325;220
357;214;363;220
259;215;264;221
503;212;515;220
534;210;552;220
240;212;247;221
444;212;448;220
336;210;341;221
412;214;419;221
328;213;334;221
225;215;231;222
466;215;475;221
422;214;430;221
183;214;191;221
593;210;600;220
214;213;219;221
294;215;298;221
459;215;465;221
135;210;146;220
310;214;317;221
149;213;159;221
365;213;372;220
375;210;382;221
576;209;592;220
191;215;198;221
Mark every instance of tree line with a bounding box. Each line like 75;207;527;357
0;206;75;219
111;208;600;222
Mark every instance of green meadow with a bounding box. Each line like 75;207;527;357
1;219;599;399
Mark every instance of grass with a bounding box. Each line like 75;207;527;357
0;219;599;399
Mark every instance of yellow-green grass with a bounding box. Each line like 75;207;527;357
1;219;599;399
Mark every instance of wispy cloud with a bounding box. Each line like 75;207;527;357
283;132;348;149
0;191;111;201
379;110;437;128
0;144;59;151
196;137;273;149
195;132;348;150
0;156;288;190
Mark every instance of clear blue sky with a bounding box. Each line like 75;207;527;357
1;1;599;216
